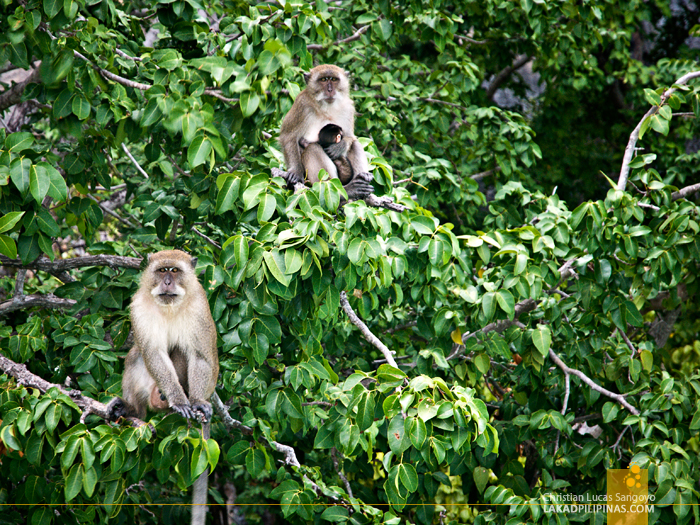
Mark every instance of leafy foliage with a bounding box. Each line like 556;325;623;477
2;0;700;524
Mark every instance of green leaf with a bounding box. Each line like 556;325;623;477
263;250;290;286
5;132;34;153
64;464;84;502
29;165;50;203
71;95;90;120
240;91;260;117
191;444;208;480
257;194;276;223
0;212;25;234
532;325;551;357
44;0;62;18
245;448;266;477
496;290;515;317
215;176;240;214
188;135;213;168
320;506;349;522
10;157;31;195
406;417;427;449
356;391;375;432
397;463;418;492
474;466;489;494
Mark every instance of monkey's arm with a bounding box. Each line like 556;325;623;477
141;346;197;419
323;136;352;160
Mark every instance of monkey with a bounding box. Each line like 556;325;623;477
107;249;218;525
279;64;374;199
299;124;354;185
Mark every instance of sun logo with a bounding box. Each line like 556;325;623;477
624;464;643;489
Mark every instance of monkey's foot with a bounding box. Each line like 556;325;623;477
106;397;127;420
344;172;374;200
171;403;197;420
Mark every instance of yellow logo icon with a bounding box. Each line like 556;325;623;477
607;464;652;525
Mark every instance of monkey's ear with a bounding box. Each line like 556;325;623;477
303;72;311;84
189;257;198;269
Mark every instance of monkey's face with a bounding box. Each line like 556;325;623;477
150;264;188;306
308;65;349;103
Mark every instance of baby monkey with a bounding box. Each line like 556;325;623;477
299;124;354;185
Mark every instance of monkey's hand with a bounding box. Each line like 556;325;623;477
191;401;213;423
323;138;351;160
344;172;374;200
171;403;197;420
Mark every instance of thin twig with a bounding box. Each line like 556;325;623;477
340;291;399;368
191;227;222;249
548;349;640;415
485;55;532;101
121;144;149;179
331;448;354;499
307;25;370;51
618;70;700;191
672;182;700;201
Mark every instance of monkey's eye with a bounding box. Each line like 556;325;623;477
171;267;178;273
158;268;167;273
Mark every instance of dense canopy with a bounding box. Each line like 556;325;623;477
1;0;700;524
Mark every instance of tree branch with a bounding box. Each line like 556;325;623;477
0;353;147;427
0;254;142;271
618;70;700;191
548;349;640;415
307;25;370;51
0;293;76;316
0;67;41;112
340;291;399;368
121;143;150;179
485;55;532;101
270;168;406;212
672;182;700;201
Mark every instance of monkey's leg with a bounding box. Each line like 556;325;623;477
186;355;216;421
108;346;152;419
343;140;374;199
301;143;338;184
142;348;196;420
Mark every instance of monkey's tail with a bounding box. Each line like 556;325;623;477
191;467;209;525
191;421;210;525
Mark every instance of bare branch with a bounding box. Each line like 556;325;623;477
307;25;370;51
121;143;150;179
14;269;27;298
0;254;142;272
0;293;77;316
340;291;399;368
270;168;406;211
211;393;346;504
470;166;501;180
561;372;570;415
485;55;532;101
87;194;136;228
331;448;353;499
548;348;640;415
114;48;142;62
672;182;700;201
191;227;222;249
618;70;700;191
202;89;238;104
0;353;147;427
618;330;637;358
0;67;41;112
456;34;488;45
